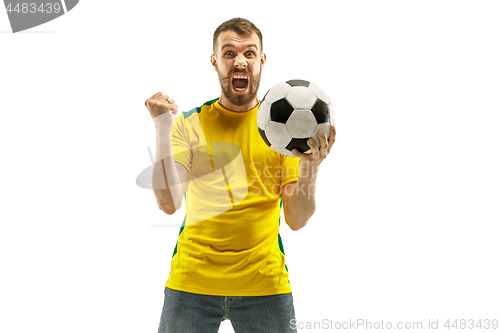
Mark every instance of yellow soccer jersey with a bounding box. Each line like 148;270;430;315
165;98;300;296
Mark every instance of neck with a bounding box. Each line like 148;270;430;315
218;95;259;112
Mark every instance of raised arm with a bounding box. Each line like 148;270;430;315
145;92;190;215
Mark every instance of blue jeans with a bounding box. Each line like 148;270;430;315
157;287;297;333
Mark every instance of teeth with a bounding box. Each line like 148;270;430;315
232;74;248;91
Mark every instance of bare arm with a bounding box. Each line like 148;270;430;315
146;92;190;214
282;176;316;231
151;123;190;214
282;125;336;230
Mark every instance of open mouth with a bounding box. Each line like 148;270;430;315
232;74;249;92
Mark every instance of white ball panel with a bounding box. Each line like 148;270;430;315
263;82;292;104
285;110;317;138
285;86;317;110
270;145;296;158
311;122;331;149
265;121;292;148
308;82;331;104
257;100;271;129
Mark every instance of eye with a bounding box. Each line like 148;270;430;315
246;52;255;57
224;51;234;57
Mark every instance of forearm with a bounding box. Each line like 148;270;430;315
284;168;318;230
152;123;183;214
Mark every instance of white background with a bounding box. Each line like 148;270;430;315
1;1;499;332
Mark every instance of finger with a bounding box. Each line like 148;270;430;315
155;95;176;105
151;92;163;99
304;139;320;162
145;92;163;106
156;94;171;101
317;130;328;159
159;101;178;112
290;148;305;159
307;138;320;157
170;104;179;115
169;102;178;110
327;125;336;153
148;99;179;113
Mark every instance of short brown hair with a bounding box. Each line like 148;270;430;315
213;17;263;53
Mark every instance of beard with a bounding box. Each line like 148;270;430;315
218;67;261;107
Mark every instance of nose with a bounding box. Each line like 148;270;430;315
234;53;247;69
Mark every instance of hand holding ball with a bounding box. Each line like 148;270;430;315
257;80;333;157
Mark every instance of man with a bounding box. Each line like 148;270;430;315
145;17;335;333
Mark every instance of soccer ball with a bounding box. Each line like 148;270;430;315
257;79;333;157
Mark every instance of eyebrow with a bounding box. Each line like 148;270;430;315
221;43;258;51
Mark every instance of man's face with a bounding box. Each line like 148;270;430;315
211;30;266;111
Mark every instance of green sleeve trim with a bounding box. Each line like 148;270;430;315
172;214;187;257
277;198;289;276
277;198;285;255
182;98;219;119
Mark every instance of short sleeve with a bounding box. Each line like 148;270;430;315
281;155;300;187
171;115;193;173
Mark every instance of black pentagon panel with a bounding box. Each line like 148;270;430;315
258;127;272;147
310;99;330;124
286;79;310;87
270;98;294;124
286;138;310;153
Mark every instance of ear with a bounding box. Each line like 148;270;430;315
210;54;218;72
260;52;267;69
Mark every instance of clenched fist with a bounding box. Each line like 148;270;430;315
145;92;179;130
